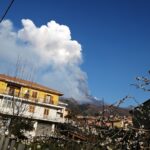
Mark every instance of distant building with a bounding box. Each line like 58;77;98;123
111;116;132;128
76;115;98;126
76;115;132;129
130;99;150;130
0;74;67;136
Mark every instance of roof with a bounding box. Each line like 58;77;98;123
133;99;150;109
0;74;63;96
129;99;150;115
142;99;150;105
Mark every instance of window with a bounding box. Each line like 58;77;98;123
7;101;12;108
24;90;30;99
7;84;21;97
44;95;54;104
29;105;35;113
45;95;51;103
2;100;8;108
8;87;15;96
32;91;37;98
44;108;49;116
14;88;20;97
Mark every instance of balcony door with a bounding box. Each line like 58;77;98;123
45;95;54;104
7;83;21;97
8;87;15;96
43;108;49;119
45;95;51;103
31;91;38;102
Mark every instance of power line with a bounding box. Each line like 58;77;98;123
0;0;15;23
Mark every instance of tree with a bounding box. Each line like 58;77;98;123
8;117;34;139
131;70;150;92
130;70;150;129
1;57;35;139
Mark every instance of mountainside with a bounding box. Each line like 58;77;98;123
60;97;130;116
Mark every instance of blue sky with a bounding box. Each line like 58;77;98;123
0;0;150;106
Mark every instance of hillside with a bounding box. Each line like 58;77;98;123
60;97;130;116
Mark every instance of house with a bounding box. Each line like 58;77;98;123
130;99;150;130
110;116;132;129
76;115;100;126
0;74;68;137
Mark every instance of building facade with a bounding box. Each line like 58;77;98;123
0;74;67;137
130;99;150;130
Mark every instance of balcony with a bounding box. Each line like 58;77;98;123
57;109;63;113
0;95;64;123
0;88;57;107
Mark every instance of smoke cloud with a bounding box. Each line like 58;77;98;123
0;19;90;102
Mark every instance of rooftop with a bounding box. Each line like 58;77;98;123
0;74;63;96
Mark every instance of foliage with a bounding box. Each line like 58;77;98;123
131;70;150;129
9;117;34;139
130;101;150;129
132;70;150;91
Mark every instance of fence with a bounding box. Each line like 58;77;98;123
0;135;26;150
0;134;98;150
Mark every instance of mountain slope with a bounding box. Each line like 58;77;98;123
60;97;130;116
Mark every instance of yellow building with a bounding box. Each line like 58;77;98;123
0;74;67;137
0;74;63;105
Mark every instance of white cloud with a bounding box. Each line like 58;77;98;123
0;19;90;102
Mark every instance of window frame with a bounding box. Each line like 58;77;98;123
29;105;35;113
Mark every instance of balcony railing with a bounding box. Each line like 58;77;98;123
0;88;55;105
0;95;64;123
0;108;64;123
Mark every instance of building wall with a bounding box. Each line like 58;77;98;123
0;80;59;105
113;121;122;128
0;78;67;137
21;87;58;105
0;97;64;122
0;81;7;93
35;122;55;136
